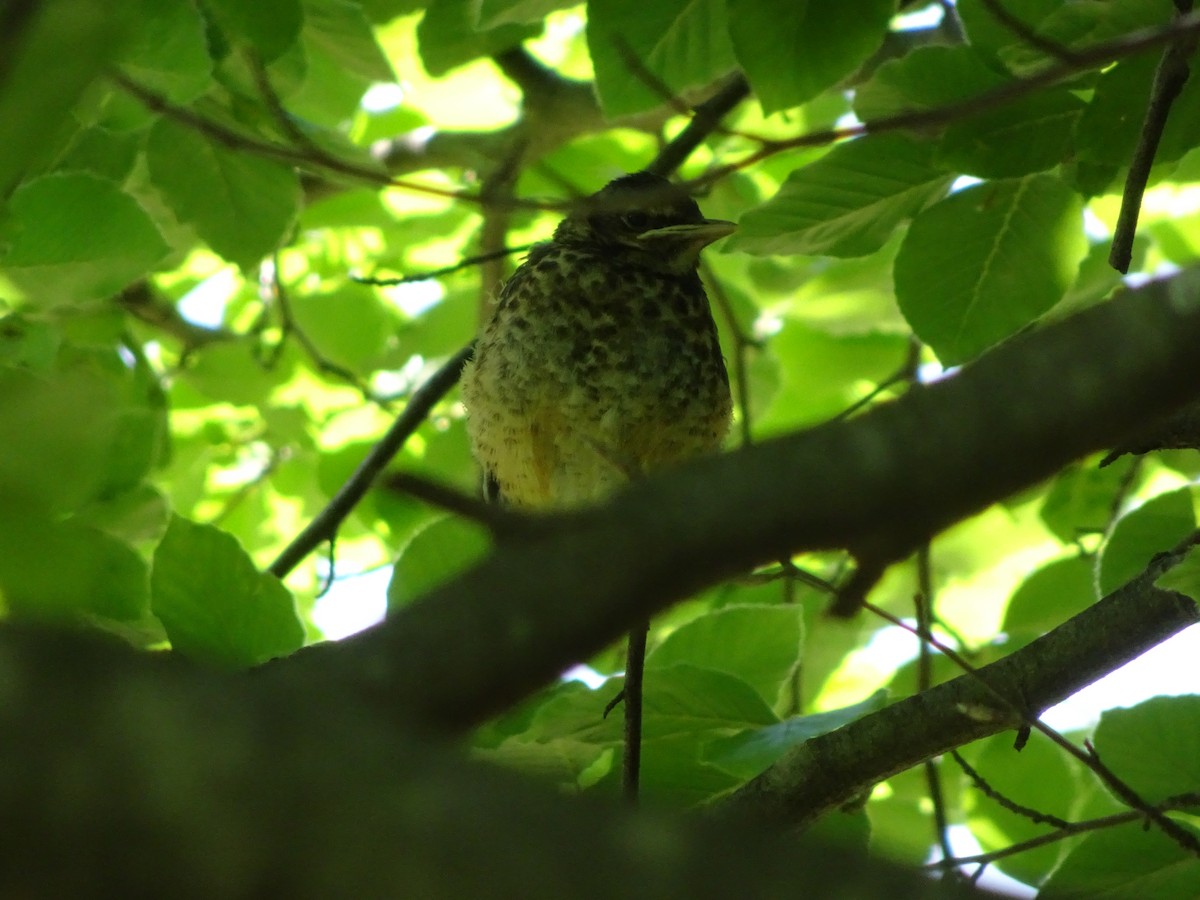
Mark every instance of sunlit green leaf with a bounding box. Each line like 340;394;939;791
704;691;887;779
1099;488;1196;596
940;88;1085;178
894;175;1088;364
206;0;303;61
962;732;1080;885
727;134;952;258
0;516;149;622
1003;555;1097;646
1093;696;1200;803
418;0;538;76
587;0;736;117
115;0;212;102
648;604;804;707
853;44;1008;122
1;173;168;301
0;0;130;196
151;515;305;668
1078;51;1200;169
387;515;492;608
1040;821;1200;899
146;119;301;270
728;0;891;113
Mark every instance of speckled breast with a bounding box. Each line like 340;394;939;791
461;244;732;509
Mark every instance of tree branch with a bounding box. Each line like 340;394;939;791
718;552;1198;829
267;344;474;578
1109;0;1199;273
276;268;1200;731
0;626;1004;899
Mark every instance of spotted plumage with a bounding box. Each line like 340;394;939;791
461;171;734;508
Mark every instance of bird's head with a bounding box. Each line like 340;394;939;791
553;172;735;275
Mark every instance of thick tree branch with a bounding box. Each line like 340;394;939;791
276;269;1200;731
0;627;1008;899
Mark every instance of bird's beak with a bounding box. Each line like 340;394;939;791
638;219;737;249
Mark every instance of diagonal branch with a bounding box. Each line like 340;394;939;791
718;548;1199;830
275;268;1200;731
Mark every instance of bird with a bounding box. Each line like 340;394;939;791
459;170;735;801
461;171;734;509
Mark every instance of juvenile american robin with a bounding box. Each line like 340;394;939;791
459;171;735;800
461;171;734;509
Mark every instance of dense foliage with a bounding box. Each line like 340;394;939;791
3;0;1200;895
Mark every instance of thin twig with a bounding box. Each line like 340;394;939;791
381;472;547;538
267;343;474;579
834;338;922;423
623;619;649;805
266;261;385;405
916;546;957;872
700;261;761;447
1110;1;1199;273
950;750;1071;830
111;72;470;202
355;244;537;286
976;0;1082;64
937;793;1200;869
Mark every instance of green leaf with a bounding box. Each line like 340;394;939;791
894;174;1088;364
387;515;492;609
146;118;301;269
636;734;743;806
703;691;887;779
525;664;777;745
477;0;577;27
418;0;538;76
0;365;122;516
1002;0;1175;73
1157;544;1200;601
939;88;1085;178
1003;555;1097;646
648;604;803;707
205;0;303;61
955;0;1060;71
116;0;213;102
303;0;397;82
181;342;296;405
288;283;391;372
1040;821;1200;900
0;172;168;301
727;135;952;258
358;0;428;22
1093;696;1200;803
853;44;1008;122
587;0;736;117
1078;51;1200;169
1099;488;1197;596
74;484;172;545
151;515;305;668
0;516;149;622
0;0;130;196
1039;459;1136;544
56;126;143;183
727;0;892;113
757;319;911;433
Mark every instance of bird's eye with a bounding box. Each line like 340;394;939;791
621;211;651;232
